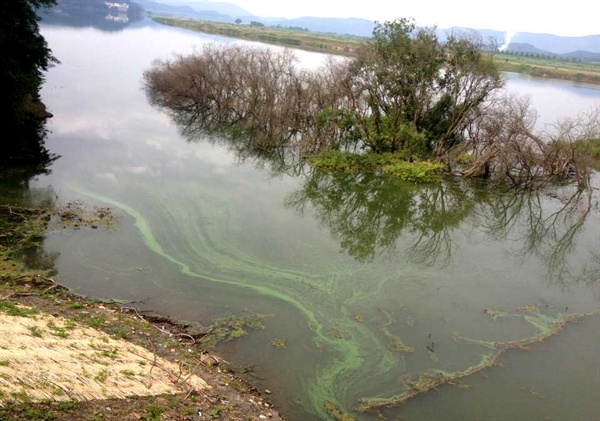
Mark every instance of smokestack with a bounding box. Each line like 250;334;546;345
499;31;517;51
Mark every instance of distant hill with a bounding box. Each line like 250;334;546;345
559;50;600;62
153;0;252;17
437;27;600;55
500;43;600;62
141;1;600;61
511;33;600;54
135;0;234;22
504;42;551;55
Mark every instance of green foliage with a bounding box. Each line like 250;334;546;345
144;403;164;421
381;161;445;183
47;321;69;338
23;408;56;420
84;315;106;329
93;369;109;383
455;153;476;167
345;19;501;157
0;301;39;317
307;151;444;183
28;326;43;337
56;400;77;411
582;138;600;170
208;405;227;418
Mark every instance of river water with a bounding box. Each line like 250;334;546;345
32;20;600;420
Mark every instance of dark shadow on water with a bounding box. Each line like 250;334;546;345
0;169;60;273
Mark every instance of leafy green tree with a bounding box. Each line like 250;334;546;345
342;19;502;158
1;0;58;168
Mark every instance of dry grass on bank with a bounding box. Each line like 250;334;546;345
0;307;209;406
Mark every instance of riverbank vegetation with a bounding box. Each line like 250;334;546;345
153;16;363;56
495;52;600;84
153;17;600;86
145;19;599;188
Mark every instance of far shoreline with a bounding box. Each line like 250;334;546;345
150;16;600;86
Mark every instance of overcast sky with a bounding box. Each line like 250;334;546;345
209;0;600;36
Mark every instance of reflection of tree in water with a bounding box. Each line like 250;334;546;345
170;106;306;177
286;170;476;264
289;168;598;287
476;184;599;288
0;171;60;273
146;73;599;288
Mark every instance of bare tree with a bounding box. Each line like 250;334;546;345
143;31;598;190
458;94;599;188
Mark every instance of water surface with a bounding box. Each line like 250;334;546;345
34;20;600;420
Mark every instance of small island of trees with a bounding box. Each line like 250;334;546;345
145;18;599;188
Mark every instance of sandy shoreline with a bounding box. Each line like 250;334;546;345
0;286;284;420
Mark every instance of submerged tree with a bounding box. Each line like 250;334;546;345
145;20;502;158
144;18;598;188
0;0;58;170
458;95;600;188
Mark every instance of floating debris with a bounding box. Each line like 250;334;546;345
50;201;120;231
358;305;594;412
270;338;287;349
378;308;414;353
324;400;358;421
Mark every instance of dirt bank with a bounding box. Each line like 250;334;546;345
0;278;284;421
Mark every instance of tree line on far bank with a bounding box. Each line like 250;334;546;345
145;19;600;188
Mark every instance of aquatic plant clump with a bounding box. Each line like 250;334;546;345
199;313;272;349
307;151;445;183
